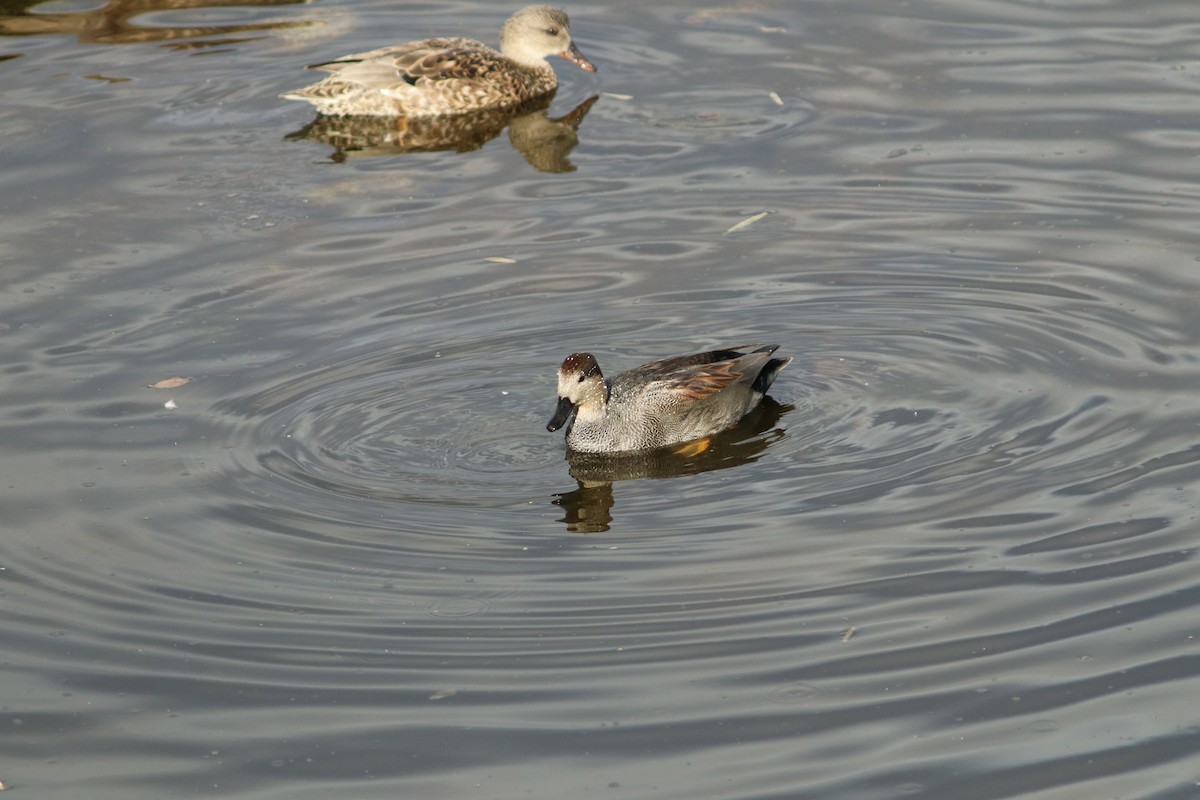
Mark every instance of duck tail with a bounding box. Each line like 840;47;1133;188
752;355;792;394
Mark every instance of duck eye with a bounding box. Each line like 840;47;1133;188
576;374;585;383
546;27;559;35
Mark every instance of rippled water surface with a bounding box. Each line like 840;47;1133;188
3;0;1200;796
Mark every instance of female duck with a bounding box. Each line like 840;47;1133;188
281;6;596;117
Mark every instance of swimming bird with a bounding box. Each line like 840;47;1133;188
548;345;792;453
280;6;596;117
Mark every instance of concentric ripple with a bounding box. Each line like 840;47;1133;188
617;88;817;144
207;342;560;515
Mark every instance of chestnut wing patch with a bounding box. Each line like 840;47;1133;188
663;361;745;402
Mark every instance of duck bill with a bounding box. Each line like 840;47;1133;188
547;396;577;432
560;42;597;72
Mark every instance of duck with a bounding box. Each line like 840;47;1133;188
547;345;792;453
280;6;596;117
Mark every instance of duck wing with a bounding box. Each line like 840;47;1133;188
644;346;780;403
308;38;502;90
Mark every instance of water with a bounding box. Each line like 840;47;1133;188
2;0;1200;796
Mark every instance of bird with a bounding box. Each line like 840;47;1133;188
547;345;792;453
280;6;596;117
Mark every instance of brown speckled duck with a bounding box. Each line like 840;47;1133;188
280;6;596;117
548;345;792;453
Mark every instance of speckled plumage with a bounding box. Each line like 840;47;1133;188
280;6;595;117
547;345;792;453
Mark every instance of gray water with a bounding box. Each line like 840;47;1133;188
3;0;1200;797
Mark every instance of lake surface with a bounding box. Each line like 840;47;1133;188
3;0;1200;796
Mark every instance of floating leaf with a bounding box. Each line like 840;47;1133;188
768;91;783;106
148;377;190;389
724;211;770;235
429;688;459;700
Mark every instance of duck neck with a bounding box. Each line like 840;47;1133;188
575;379;611;423
501;45;554;70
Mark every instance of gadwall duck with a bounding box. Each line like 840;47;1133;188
547;345;792;453
280;6;596;117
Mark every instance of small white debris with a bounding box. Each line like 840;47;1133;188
164;399;177;410
600;92;633;101
768;91;783;105
485;257;516;263
841;626;857;643
724;211;770;235
429;688;458;700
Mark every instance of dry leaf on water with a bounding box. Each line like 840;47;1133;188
725;211;770;235
148;377;191;389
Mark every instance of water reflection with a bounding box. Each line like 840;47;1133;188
553;397;793;533
285;94;598;171
0;0;306;45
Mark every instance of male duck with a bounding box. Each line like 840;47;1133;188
548;345;792;453
281;6;596;117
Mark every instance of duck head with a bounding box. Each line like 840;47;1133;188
547;352;607;433
501;6;597;72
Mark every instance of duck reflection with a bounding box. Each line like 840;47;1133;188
552;397;793;533
0;0;306;45
285;94;597;172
